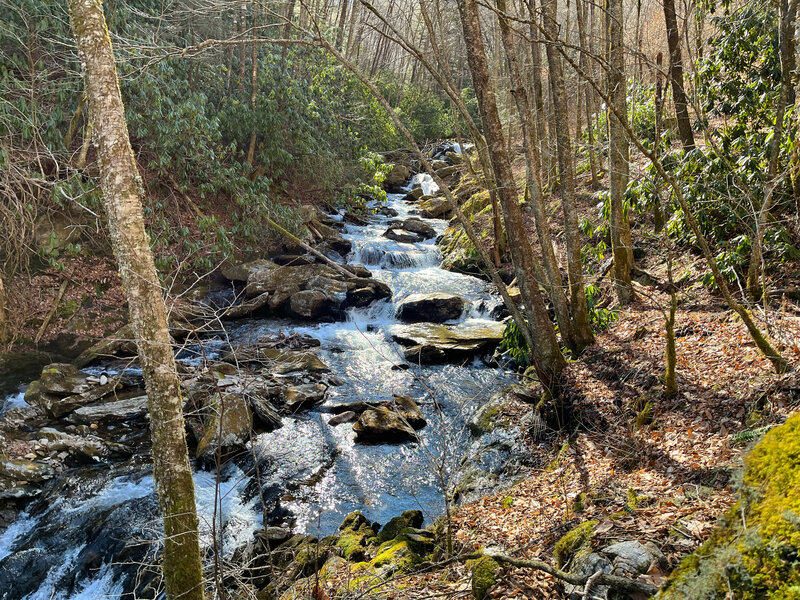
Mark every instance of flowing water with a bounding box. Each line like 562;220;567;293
0;181;516;599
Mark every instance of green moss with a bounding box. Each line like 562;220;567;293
369;540;421;573
635;400;654;428
656;412;800;599
572;493;586;513
553;521;598;568
469;556;500;600
336;532;367;561
501;496;514;509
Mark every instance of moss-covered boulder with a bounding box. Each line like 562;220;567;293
336;511;378;561
657;412;800;599
469;556;500;600
369;539;422;574
377;509;424;542
554;521;598;569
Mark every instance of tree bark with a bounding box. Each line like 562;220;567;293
746;0;798;297
458;0;566;390
246;1;259;165
66;2;205;599
541;0;594;349
663;0;695;151
607;0;635;304
335;0;349;50
495;0;578;352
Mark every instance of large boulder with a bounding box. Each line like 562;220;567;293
390;321;505;364
384;164;411;190
418;197;452;219
396;293;466;323
196;394;253;461
353;407;418;443
221;259;279;283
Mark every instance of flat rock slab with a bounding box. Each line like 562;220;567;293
67;395;149;424
391;321;505;364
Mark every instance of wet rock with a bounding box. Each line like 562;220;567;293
0;455;55;483
66;395;148;424
391;321;505;363
0;476;40;500
377;205;400;216
289;290;340;319
436;165;460;179
38;363;91;396
37;427;106;461
402;188;424;202
396;292;465;323
389;395;426;429
418;196;452;219
247;263;339;298
345;278;392;308
431;159;448;171
247;395;282;431
283;383;328;412
196;394;253;461
343;211;370;226
328;410;358;426
392;217;436;240
384;227;425;244
384;164;411;190
27;369;121;419
353;407;418;443
223;292;271;318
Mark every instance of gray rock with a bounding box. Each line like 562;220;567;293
66;395;148;424
396;293;465;323
223;292;271;318
289;290;338;319
391;321;505;363
196;394;253;461
0;456;55;482
389;395;426;429
393;218;436;240
384;164;411;189
221;259;279;283
602;540;654;575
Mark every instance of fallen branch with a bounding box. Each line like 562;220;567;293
35;279;69;344
458;551;659;597
263;216;358;280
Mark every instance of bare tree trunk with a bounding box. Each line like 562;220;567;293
335;0;349;49
246;1;259;165
0;274;7;345
239;2;247;93
653;51;666;232
283;0;298;61
67;2;205;599
541;0;594;349
527;0;550;191
458;0;566;390
663;0;695;151
576;0;598;187
496;0;578;352
746;0;798;297
607;0;635;304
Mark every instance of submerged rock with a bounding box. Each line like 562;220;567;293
396;293;465;323
353;407;418;443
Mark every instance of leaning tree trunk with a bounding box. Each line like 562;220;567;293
66;2;205;599
541;0;595;350
663;0;695;151
607;0;635;304
458;0;566;391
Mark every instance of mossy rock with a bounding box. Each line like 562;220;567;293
657;411;800;599
553;521;598;568
370;540;422;573
468;556;500;600
468;394;511;436
377;509;424;542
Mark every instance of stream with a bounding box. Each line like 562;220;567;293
0;175;518;599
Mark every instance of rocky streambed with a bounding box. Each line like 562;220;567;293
0;148;535;599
